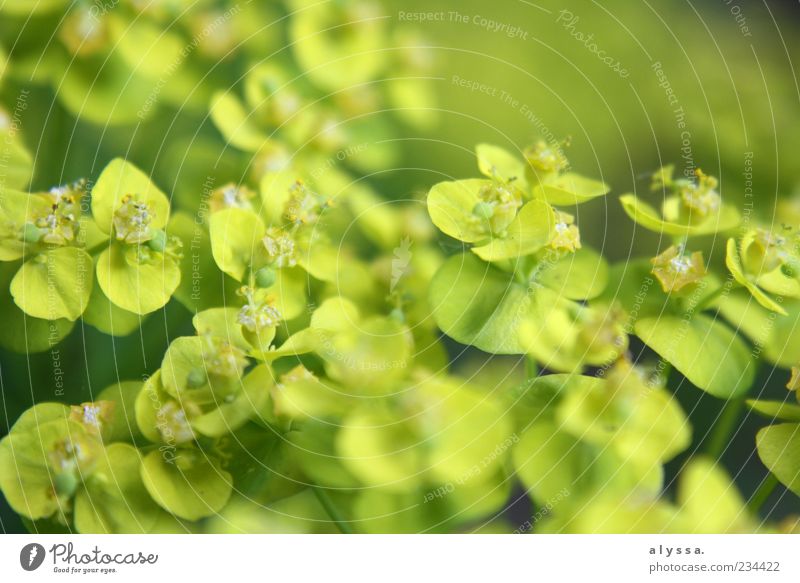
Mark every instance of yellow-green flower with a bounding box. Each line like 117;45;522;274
726;228;800;315
651;245;706;293
0;403;162;532
679;169;721;218
524;139;570;177
548;211;582;252
1;181;97;321
92;159;182;315
621;166;739;236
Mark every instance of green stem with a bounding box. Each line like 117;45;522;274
312;486;354;534
748;474;779;515
705;398;745;459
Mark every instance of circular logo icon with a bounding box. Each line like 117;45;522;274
20;543;46;571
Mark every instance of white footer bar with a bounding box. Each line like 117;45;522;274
1;535;797;582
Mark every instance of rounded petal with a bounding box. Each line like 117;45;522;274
427;179;488;243
140;450;232;521
472;199;554;261
92;158;170;235
74;444;164;533
535;172;609;205
96;244;180;314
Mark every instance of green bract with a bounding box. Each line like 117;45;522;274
1;182;97;321
634;314;755;399
91;159;182;314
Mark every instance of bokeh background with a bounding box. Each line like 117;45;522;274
2;0;800;531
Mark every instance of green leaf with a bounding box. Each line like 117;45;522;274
10;403;70;434
0;189;36;261
537;246;609;300
620;194;740;236
534;173;609;205
472;200;554;261
352;490;437;534
558;492;680;534
10;247;93;321
758;268;800;299
678;457;754;533
259;168;299;225
141;450;233;521
756;423;800;496
427;179;489;243
209;208;265;281
443;470;511;524
92;158;171;236
634;314;755;399
513;421;584;504
96;243;181;314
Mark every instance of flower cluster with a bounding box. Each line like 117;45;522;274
1;1;799;536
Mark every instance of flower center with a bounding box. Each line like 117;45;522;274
238;301;282;333
524;140;569;174
263;228;297;267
